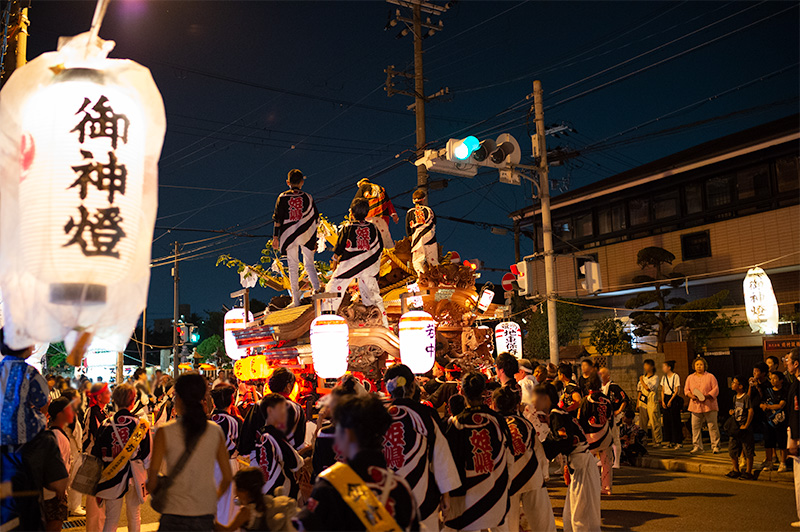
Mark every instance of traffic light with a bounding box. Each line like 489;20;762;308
445;134;521;169
176;324;188;342
510;259;534;297
189;325;200;344
580;261;602;294
463;258;483;271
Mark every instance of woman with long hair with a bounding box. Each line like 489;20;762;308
147;373;232;531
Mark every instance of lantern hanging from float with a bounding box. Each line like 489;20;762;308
495;321;523;360
399;310;436;374
310;315;349;379
0;30;165;353
743;267;779;335
224;308;254;361
476;283;495;314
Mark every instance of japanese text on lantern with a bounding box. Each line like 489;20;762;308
64;96;129;257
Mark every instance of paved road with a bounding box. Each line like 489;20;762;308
66;465;796;531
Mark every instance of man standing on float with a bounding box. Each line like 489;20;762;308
353;178;398;249
272;169;321;308
406;188;438;277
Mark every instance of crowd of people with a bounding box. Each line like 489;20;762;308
3;327;800;531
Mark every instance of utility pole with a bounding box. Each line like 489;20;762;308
141;306;147;368
1;0;30;86
532;80;559;366
384;0;449;203
172;241;180;379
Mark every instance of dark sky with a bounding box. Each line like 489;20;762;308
25;1;800;325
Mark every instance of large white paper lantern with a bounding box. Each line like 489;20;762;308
224;308;254;361
744;267;779;335
399;310;436;374
0;32;165;352
495;321;523;360
310;315;349;379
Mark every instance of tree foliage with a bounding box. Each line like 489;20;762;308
524;300;583;360
589;317;632;356
196;334;230;366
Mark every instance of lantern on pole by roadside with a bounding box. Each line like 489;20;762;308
0;30;165;353
224;308;254;361
743;267;779;335
310;315;349;379
495;321;523;359
399;310;436;374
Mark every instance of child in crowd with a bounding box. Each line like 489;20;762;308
726;375;756;480
619;411;648;465
214;468;269;532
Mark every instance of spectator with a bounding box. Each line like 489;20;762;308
295;394;420;531
599;368;628;468
660;360;683;449
782;348;799;528
749;362;771;440
46;374;61;401
252;394;303;498
59;389;85;516
577;358;596;396
213;468;269;532
726;375;756;480
761;371;789;472
83;382;111;531
94;383;151;532
637;359;662;447
535;381;601;532
685;357;721;454
619;411;648;465
556;363;582;416
147;373;233;531
43;397;75;531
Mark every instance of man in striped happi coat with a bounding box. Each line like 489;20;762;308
578;375;615;495
405;189;438;277
382;365;461;530
444;372;511;532
326;198;388;327
353;177;398;248
492;386;556;532
272;168;321;307
252;394;303;498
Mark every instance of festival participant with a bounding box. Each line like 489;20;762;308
619;411;648;465
130;368;153;417
492;386;556;532
353;177;399;249
93;383;151;532
496;352;520;396
43;397;75;532
211;384;243;527
577;375;614;495
296;394;420;531
637;359;662;447
252;394;303;498
557;363;583;416
326;198;388;327
534;382;601;532
577;359;596;396
423;357;449;397
443;372;511;532
406;188;438;277
429;361;463;416
312;376;362;479
272;169;322;308
83;381;111;531
382;364;461;531
598;368;628;468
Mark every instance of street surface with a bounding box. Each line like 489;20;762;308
64;466;797;531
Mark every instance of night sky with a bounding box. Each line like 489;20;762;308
23;1;800;326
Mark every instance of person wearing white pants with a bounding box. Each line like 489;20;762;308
285;244;321;306
102;488;141;532
684;357;721;453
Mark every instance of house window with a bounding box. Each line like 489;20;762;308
653;192;678;219
598;204;626;234
553;219;572;241
574;213;593;239
776;156;799;193
706;176;732;208
737;165;769;200
681;230;712;260
629;198;650;226
684;183;703;214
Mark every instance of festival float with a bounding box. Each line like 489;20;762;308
218;216;504;409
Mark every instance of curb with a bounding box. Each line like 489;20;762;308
636;455;795;484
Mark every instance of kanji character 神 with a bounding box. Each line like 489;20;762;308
69;150;127;203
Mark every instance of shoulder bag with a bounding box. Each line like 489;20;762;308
150;434;198;514
766;388;787;427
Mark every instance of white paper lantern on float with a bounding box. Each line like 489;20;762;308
743;267;779;335
310;315;349;379
495;321;523;360
399;310;436;375
224;308;254;361
0;32;165;352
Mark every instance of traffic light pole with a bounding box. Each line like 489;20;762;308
532;80;560;366
412;3;428;199
172;241;180;379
